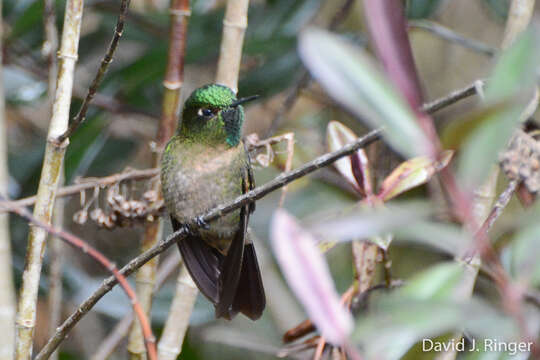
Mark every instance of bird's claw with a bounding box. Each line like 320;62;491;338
195;216;210;230
185;223;197;235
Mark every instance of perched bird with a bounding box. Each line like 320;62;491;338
160;84;265;320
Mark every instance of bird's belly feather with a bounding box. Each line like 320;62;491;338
161;140;245;252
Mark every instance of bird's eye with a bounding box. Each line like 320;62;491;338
198;108;213;117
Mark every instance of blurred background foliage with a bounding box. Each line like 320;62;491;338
3;0;539;359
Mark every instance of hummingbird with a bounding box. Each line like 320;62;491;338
160;84;265;320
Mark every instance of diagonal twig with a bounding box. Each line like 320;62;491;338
409;20;497;57
421;80;483;114
477;179;519;235
57;0;131;143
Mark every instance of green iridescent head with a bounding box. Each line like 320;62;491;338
179;84;257;147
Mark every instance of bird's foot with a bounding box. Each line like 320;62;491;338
195;216;210;230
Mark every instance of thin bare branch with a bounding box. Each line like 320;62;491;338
409;20;496;57
57;0;131;143
0;168;159;211
36;128;381;359
477;179;519;235
421;80;482;114
265;71;310;137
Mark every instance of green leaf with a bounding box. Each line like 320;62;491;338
8;0;43;40
299;29;431;158
485;31;539;101
508;223;540;286
308;201;432;250
458;29;540;189
394;221;472;257
399;262;469;300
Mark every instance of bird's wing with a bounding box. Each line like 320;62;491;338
174;217;221;303
214;172;249;319
174;145;264;320
244;140;256;213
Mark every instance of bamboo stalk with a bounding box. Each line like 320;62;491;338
15;1;84;359
127;0;190;357
157;267;197;360
42;0;59;107
127;221;162;360
215;0;250;92
0;0;16;358
43;2;63;359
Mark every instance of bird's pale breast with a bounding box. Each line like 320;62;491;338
161;136;246;253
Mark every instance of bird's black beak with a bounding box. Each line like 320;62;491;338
230;95;259;107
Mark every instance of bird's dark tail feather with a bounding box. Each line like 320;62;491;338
231;242;266;320
171;216;265;320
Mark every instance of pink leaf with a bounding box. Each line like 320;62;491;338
362;0;424;110
327;121;373;196
270;209;353;345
